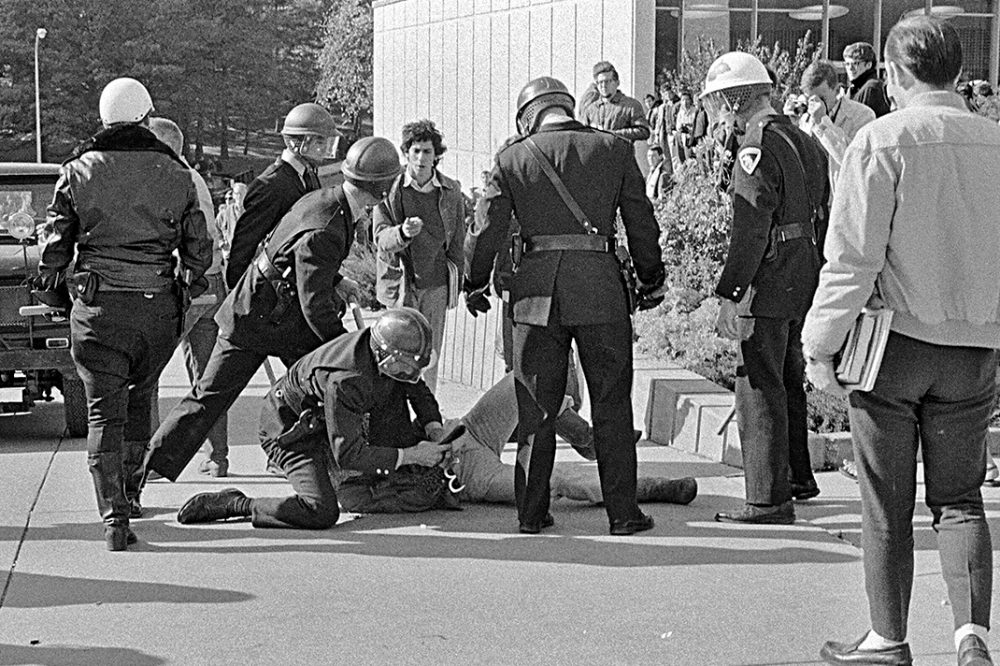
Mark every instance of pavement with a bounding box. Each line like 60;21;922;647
1;350;999;665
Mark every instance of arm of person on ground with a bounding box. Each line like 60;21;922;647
802;132;893;362
464;162;510;292
295;223;351;342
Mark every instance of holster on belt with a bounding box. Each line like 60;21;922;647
275;408;325;450
69;270;99;305
255;251;296;324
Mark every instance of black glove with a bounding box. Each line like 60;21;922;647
28;275;71;310
465;285;491;318
636;274;666;312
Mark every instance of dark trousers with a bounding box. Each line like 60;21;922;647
145;335;294;480
248;390;340;529
735;316;810;506
849;332;995;641
513;317;640;525
71;291;179;526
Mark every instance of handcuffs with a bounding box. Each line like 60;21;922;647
437;424;467;493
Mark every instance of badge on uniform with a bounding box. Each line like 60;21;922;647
738;147;762;175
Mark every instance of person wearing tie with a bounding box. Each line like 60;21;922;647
224;103;342;289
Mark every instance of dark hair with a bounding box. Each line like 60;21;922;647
400;119;446;157
843;42;877;64
592;61;618;81
647;145;663;156
800;61;839;91
644;94;655;102
884;16;962;87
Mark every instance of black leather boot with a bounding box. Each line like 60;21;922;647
636;477;698;505
88;443;131;551
554;409;596;460
123;440;147;519
177;488;252;524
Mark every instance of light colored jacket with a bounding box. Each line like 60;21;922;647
372;170;467;308
799;96;875;194
802;91;1000;359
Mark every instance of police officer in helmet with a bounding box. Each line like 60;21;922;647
464;76;665;536
702;52;830;525
175;308;453;529
37;77;212;550
225;102;343;288
144;137;402;482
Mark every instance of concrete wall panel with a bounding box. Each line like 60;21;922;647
375;0;654;190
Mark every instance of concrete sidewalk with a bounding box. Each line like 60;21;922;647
0;352;998;665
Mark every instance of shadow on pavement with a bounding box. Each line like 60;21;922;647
0;571;253;608
75;500;863;568
0;642;166;665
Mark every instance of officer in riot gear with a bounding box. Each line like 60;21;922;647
174;308;453;529
464;75;665;536
225;102;343;287
703;52;830;525
37;77;212;551
144;137;402;482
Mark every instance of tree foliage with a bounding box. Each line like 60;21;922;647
0;0;329;161
315;0;373;135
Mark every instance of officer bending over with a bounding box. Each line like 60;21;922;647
144;137;402;482
176;308;450;529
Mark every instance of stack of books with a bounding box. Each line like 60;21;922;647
835;308;894;392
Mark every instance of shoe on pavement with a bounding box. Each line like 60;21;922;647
198;458;229;478
128;497;143;519
840;459;859;482
958;635;993;666
791;479;821;501
609;512;654;536
105;525;137;551
715;501;795;525
819;634;912;665
177;488;250;524
519;512;555;534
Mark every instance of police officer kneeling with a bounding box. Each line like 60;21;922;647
703;53;830;525
464;76;665;536
176;308;454;529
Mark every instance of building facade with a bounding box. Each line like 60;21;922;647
374;0;1000;190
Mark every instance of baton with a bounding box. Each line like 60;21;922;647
349;299;366;330
263;359;278;386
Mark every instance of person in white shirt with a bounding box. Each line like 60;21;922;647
799;61;876;194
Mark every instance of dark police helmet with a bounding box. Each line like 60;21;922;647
515;76;576;135
369;307;434;383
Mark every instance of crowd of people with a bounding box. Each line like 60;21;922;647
28;12;1000;666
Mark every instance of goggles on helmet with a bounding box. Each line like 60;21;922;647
296;134;342;162
378;348;437;384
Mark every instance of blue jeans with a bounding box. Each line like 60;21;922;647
849;332;995;640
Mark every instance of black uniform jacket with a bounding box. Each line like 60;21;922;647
217;186;354;359
225;159;313;289
40;125;212;293
848;68;891;119
715;113;830;319
465;120;664;326
276;328;442;479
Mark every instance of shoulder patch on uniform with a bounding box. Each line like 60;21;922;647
738;147;762;175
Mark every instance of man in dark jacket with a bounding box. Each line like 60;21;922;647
144;137;402;482
37;77;212;550
174;308;453;529
843;42;892;118
224;103;342;288
701;52;830;525
464;76;665;536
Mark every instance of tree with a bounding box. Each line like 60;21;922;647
315;0;372;137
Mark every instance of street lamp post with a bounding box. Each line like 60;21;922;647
34;27;46;163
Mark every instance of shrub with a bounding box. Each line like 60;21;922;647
339;240;381;310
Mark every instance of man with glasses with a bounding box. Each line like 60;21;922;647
174;308;455;529
844;42;892;118
580;61;651;143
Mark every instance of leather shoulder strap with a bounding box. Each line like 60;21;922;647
766;122;816;214
523;136;597;234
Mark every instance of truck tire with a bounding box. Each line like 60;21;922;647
61;374;88;438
